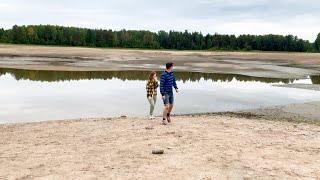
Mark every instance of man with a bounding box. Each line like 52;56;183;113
160;62;178;125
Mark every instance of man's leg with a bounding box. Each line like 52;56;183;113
162;93;169;124
168;104;174;113
167;93;174;123
163;105;169;119
166;104;173;123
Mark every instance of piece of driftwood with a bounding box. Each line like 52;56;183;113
152;150;164;154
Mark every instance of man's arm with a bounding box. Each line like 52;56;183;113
173;74;178;90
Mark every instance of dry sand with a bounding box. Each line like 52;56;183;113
1;115;320;179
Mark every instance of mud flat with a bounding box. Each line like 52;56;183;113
241;101;320;123
274;83;320;91
1;44;320;78
1;115;320;179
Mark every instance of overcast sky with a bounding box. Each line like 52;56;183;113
1;0;319;41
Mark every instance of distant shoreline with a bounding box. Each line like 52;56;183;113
1;42;320;54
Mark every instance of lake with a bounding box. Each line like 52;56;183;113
1;68;320;124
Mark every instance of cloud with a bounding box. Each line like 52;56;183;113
0;0;319;41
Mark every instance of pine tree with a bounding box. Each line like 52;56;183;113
315;33;320;51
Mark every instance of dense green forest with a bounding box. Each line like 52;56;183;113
0;25;319;52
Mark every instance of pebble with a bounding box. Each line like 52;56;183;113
145;126;154;130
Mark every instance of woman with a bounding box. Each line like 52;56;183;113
146;71;159;119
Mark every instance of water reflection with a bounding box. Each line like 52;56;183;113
0;68;302;84
1;68;320;123
311;75;320;84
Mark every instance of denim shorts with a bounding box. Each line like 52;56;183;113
163;92;174;105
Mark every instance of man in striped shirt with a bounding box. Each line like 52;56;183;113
160;62;179;125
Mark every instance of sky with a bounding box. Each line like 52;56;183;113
0;0;319;42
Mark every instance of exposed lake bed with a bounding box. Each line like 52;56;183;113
1;44;320;79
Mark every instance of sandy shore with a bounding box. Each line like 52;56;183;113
1;44;320;78
0;115;320;179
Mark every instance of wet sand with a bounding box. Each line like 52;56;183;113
196;101;320;126
1;44;320;78
243;101;320;123
1;115;320;179
274;84;320;91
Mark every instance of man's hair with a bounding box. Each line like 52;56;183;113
166;62;174;69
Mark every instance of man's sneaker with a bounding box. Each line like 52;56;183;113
149;115;155;120
162;119;168;125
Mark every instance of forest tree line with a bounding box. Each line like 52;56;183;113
0;25;319;52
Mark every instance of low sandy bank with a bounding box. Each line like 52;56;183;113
1;44;320;61
1;44;320;78
0;115;319;179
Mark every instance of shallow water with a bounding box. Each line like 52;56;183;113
1;68;320;124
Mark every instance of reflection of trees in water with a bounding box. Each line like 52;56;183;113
174;72;294;84
311;75;320;84
0;68;295;84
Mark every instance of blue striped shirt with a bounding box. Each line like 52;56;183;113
160;71;178;95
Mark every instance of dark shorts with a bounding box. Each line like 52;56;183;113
163;92;174;105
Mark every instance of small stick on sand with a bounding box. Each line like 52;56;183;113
152;150;164;154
